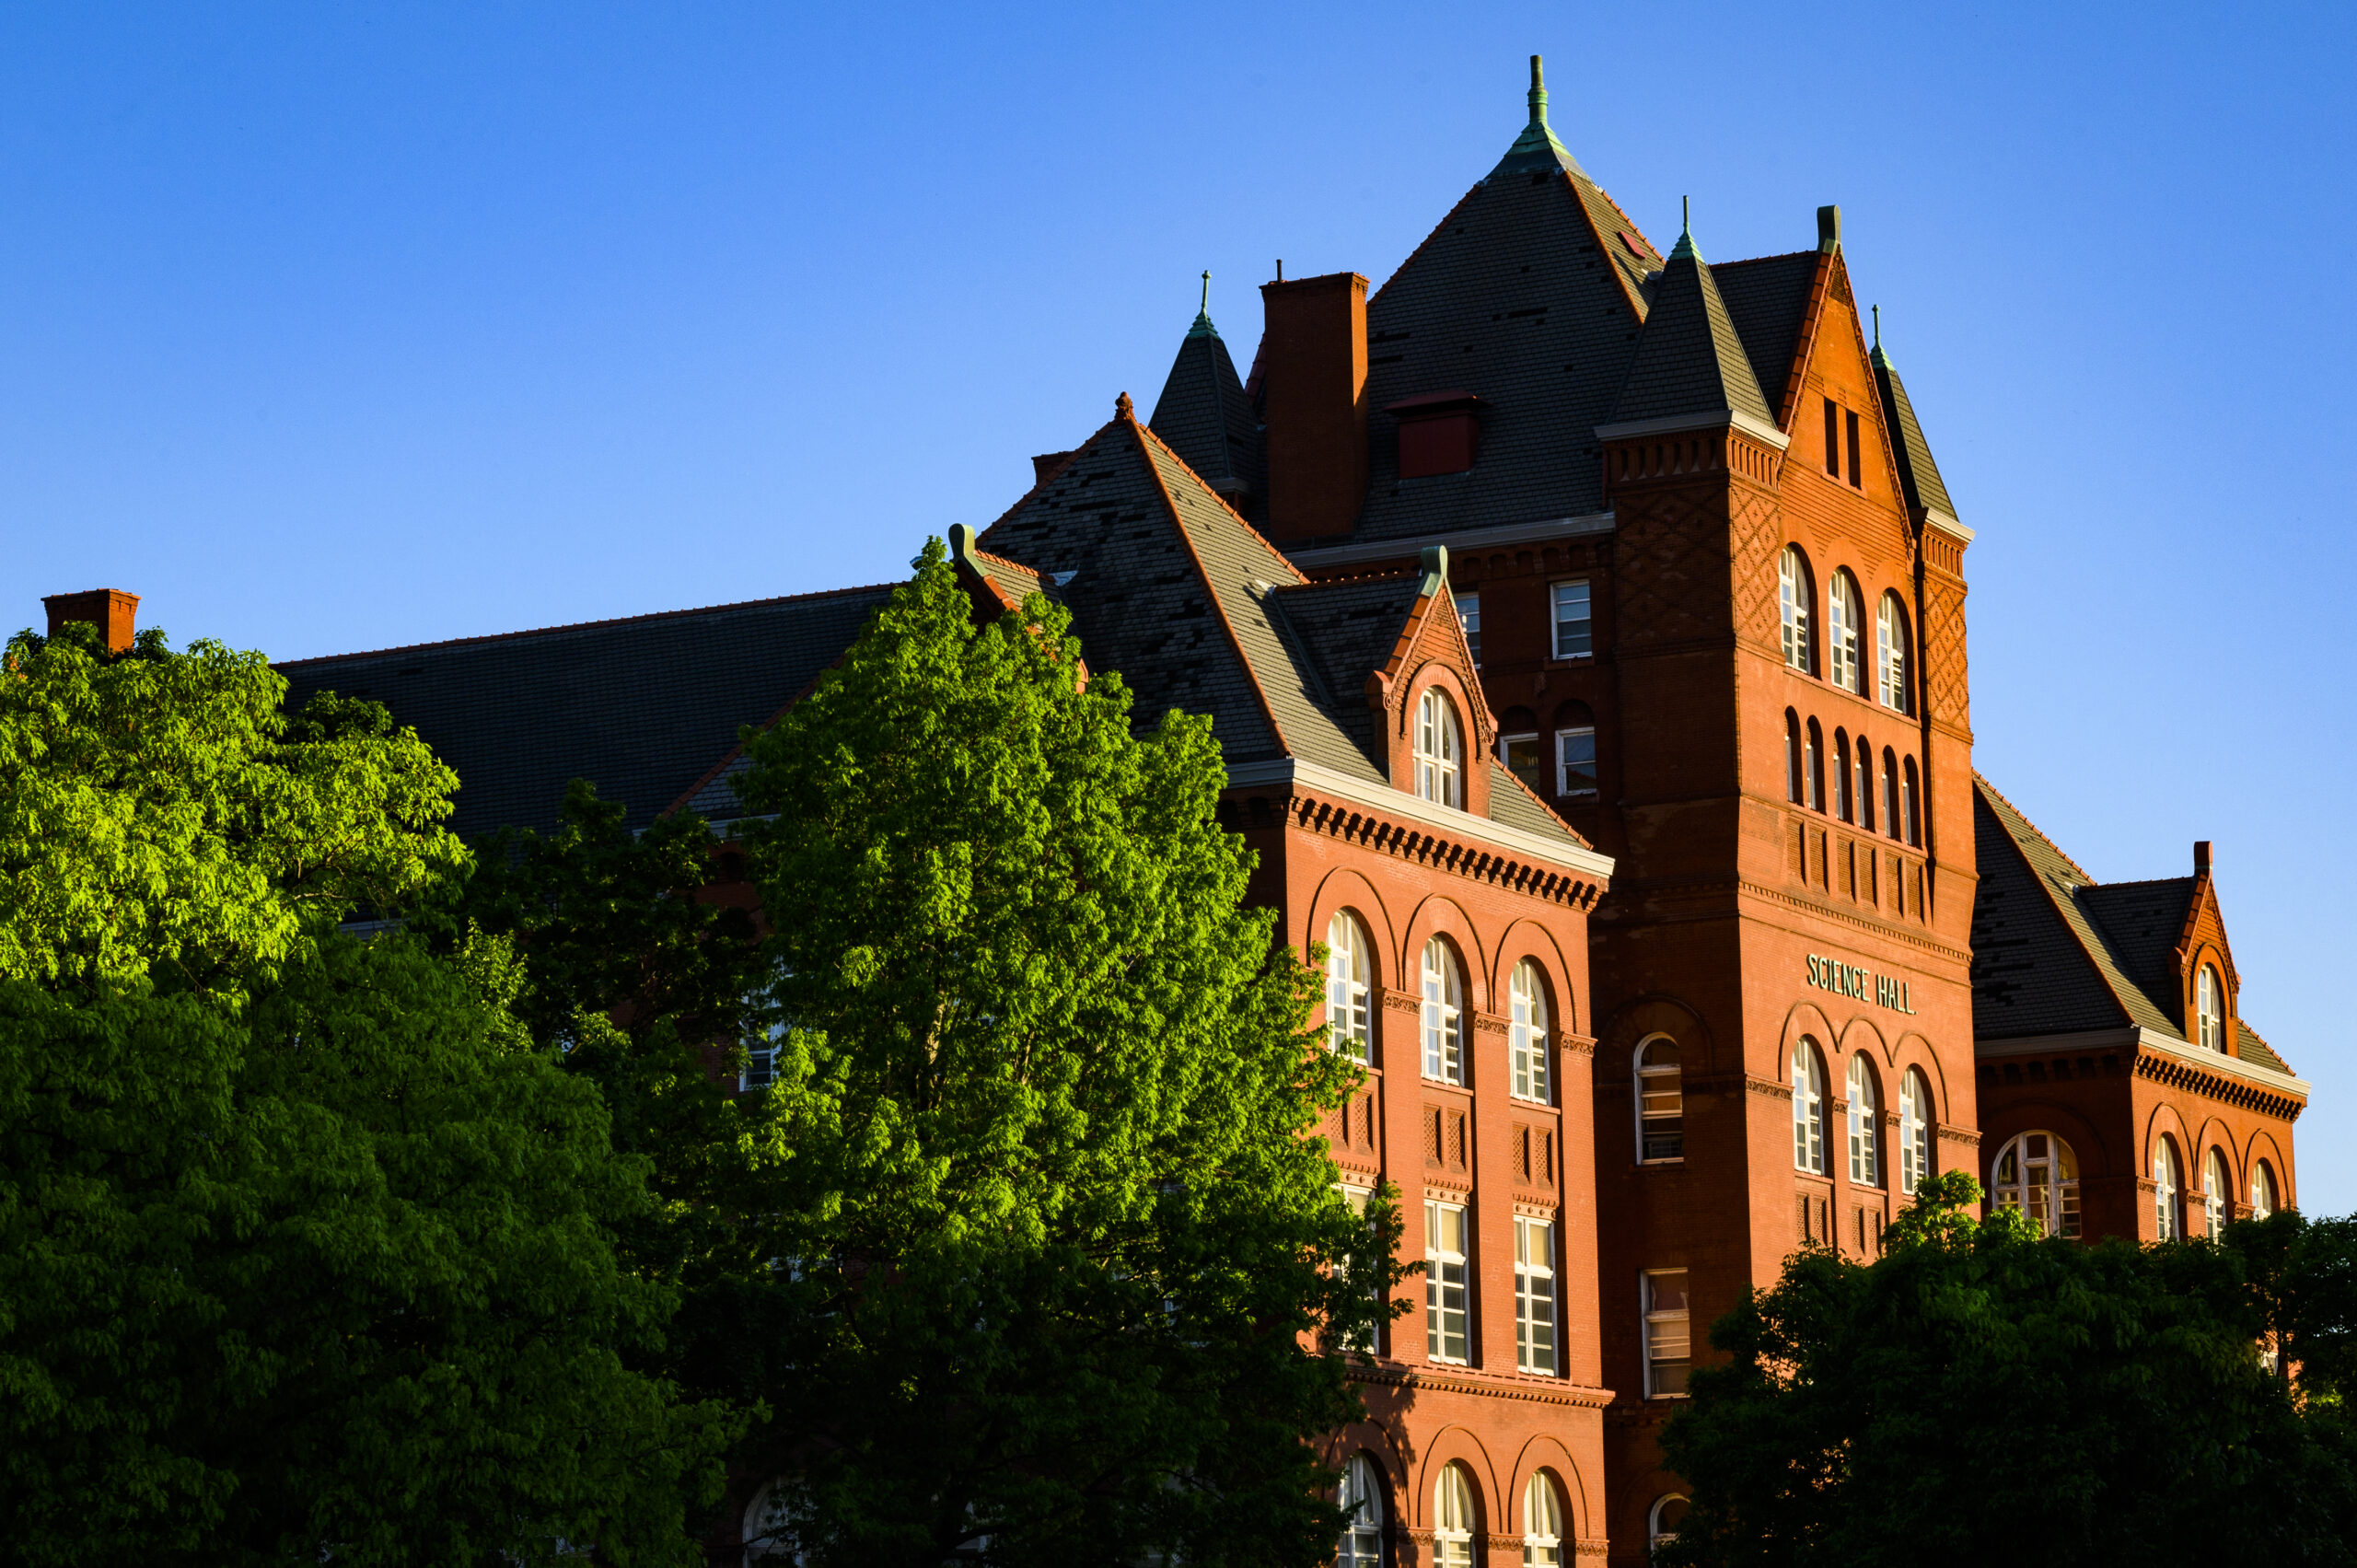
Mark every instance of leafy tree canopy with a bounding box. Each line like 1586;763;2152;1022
0;624;734;1564
1660;1172;2357;1568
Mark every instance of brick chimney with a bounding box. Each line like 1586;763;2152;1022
1259;271;1369;543
2194;840;2212;876
43;589;140;654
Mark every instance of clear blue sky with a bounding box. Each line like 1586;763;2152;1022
6;5;2351;1202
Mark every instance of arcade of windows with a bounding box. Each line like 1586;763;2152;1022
1786;1037;1938;1199
1990;1129;2283;1239
1323;915;1564;1106
1779;546;1922;849
1334;1459;1573;1568
1784;707;1922;850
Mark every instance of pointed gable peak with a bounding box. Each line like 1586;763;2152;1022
1186;270;1219;340
1866;308;1964;529
1491;53;1589;180
1599;204;1778;441
1149;285;1266;508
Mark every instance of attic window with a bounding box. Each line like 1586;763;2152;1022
2196;965;2224;1051
1389;390;1486;480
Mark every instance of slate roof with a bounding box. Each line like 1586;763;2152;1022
276;585;896;842
1605;225;1773;429
1871;340;1961;524
1711;251;1820;430
1969;776;2293;1074
1148;308;1267;526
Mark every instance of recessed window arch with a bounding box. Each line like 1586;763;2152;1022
1882;748;1901;840
1792;1039;1827;1174
1847;1053;1881;1187
1649;1495;1689;1556
1433;1463;1478;1568
2196;964;2224;1051
1325;912;1373;1065
1901;756;1922;846
1510;958;1551;1102
1779;546;1815;673
1877;591;1912;713
1828;570;1864;692
1831;728;1852;820
1523;1471;1565;1567
2154;1136;2186;1240
2253;1159;2280;1218
1421;936;1465;1084
1336;1454;1386;1568
1898;1068;1933;1194
2202;1146;2230;1240
1415;687;1465;807
1852;734;1875;832
1636;1034;1684;1163
1784;710;1804;804
1991;1131;2081;1237
743;1480;795;1563
1804;719;1824;812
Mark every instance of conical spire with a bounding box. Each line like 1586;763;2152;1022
1603;202;1772;432
1866;308;1960;525
1492;53;1587;179
1149;280;1265;511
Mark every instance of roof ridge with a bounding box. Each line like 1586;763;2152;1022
2084;873;2198;891
273;578;902;669
1712;250;1817;273
1271;565;1421;590
1973;772;2094;882
977;413;1126;543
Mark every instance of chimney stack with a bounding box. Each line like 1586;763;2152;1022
2194;840;2212;876
1259;270;1369;543
43;589;140;654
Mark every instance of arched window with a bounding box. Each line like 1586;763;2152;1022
1523;1472;1564;1567
743;1480;794;1563
1792;1040;1826;1174
1337;1454;1385;1568
1847;1054;1880;1187
1326;912;1372;1064
2253;1160;2280;1218
1853;736;1875;832
2154;1137;2184;1240
1877;591;1912;713
1833;729;1852;821
1434;1464;1477;1568
1422;937;1464;1084
2196;964;2224;1051
1882;748;1901;840
1636;1035;1684;1163
1898;1068;1933;1194
1510;958;1550;1102
1805;719;1824;811
1991;1131;2081;1237
2202;1147;2229;1240
1778;546;1814;672
1784;710;1804;803
1649;1495;1689;1558
1901;756;1922;846
1828;571;1863;692
1415;688;1464;807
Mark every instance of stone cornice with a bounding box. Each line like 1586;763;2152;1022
1283;510;1617;569
1345;1360;1616;1409
1980;1026;2308;1115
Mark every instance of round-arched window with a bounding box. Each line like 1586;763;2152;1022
1337;1454;1385;1568
1649;1494;1689;1556
2253;1160;2280;1218
1510;958;1550;1102
743;1479;794;1563
1847;1054;1880;1187
1828;571;1864;692
1415;687;1464;807
1778;546;1814;672
2202;1146;2230;1240
1421;937;1464;1085
1792;1040;1826;1174
1877;591;1911;714
2154;1136;2185;1240
1636;1035;1684;1164
1326;912;1372;1064
1434;1464;1477;1568
1898;1068;1933;1195
1991;1131;2081;1238
2196;964;2224;1051
1523;1471;1563;1567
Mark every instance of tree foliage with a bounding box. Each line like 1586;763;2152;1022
0;624;733;1564
1659;1171;2357;1567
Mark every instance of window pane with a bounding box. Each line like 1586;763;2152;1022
1503;732;1543;793
1454;591;1481;669
1551;581;1593;658
1557;726;1597;796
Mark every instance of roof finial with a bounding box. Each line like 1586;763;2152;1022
1200;269;1211;315
1188;269;1217;338
1872;303;1881;349
1527;53;1548;129
1682;194;1690;235
1115;391;1134;421
1668;196;1699;261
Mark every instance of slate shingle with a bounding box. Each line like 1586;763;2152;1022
1605;228;1772;428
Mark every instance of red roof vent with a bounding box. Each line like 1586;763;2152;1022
1620;231;1644;256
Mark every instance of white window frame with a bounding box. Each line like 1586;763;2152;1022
741;1021;785;1093
1422;937;1464;1084
1455;590;1481;669
1636;1034;1684;1164
1643;1269;1690;1399
1648;1495;1689;1556
1433;1464;1476;1568
1877;590;1910;712
1523;1471;1564;1567
1555;726;1597;797
1846;1053;1879;1187
1852;734;1875;832
1337;1453;1385;1568
1500;729;1542;794
1509;959;1550;1102
2154;1139;2183;1240
1414;687;1464;807
1550;579;1593;659
1898;1069;1931;1194
2253;1161;2278;1218
1778;547;1812;672
1792;1041;1826;1174
1424;1200;1471;1365
2202;1147;2228;1240
1828;572;1862;692
1326;912;1372;1064
1991;1130;2080;1237
1515;1214;1558;1375
2197;965;2223;1051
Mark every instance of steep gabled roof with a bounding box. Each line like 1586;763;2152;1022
1148;289;1267;524
1712;250;1820;432
1604;220;1774;433
1871;333;1961;525
276;583;898;842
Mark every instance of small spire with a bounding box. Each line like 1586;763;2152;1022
1187;269;1217;339
1873;303;1881;349
1115;391;1134;421
1492;52;1582;179
1527;53;1548;130
1667;196;1699;261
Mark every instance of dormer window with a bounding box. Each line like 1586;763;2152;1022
2196;964;2224;1051
1389;390;1486;480
1414;688;1463;807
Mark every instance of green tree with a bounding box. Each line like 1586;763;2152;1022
2226;1208;2357;1403
701;540;1402;1566
0;625;734;1564
1659;1171;2357;1567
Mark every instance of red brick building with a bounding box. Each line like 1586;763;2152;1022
49;51;2294;1568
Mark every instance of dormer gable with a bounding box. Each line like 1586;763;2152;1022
2173;842;2241;1055
1363;547;1492;819
1780;247;1910;511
